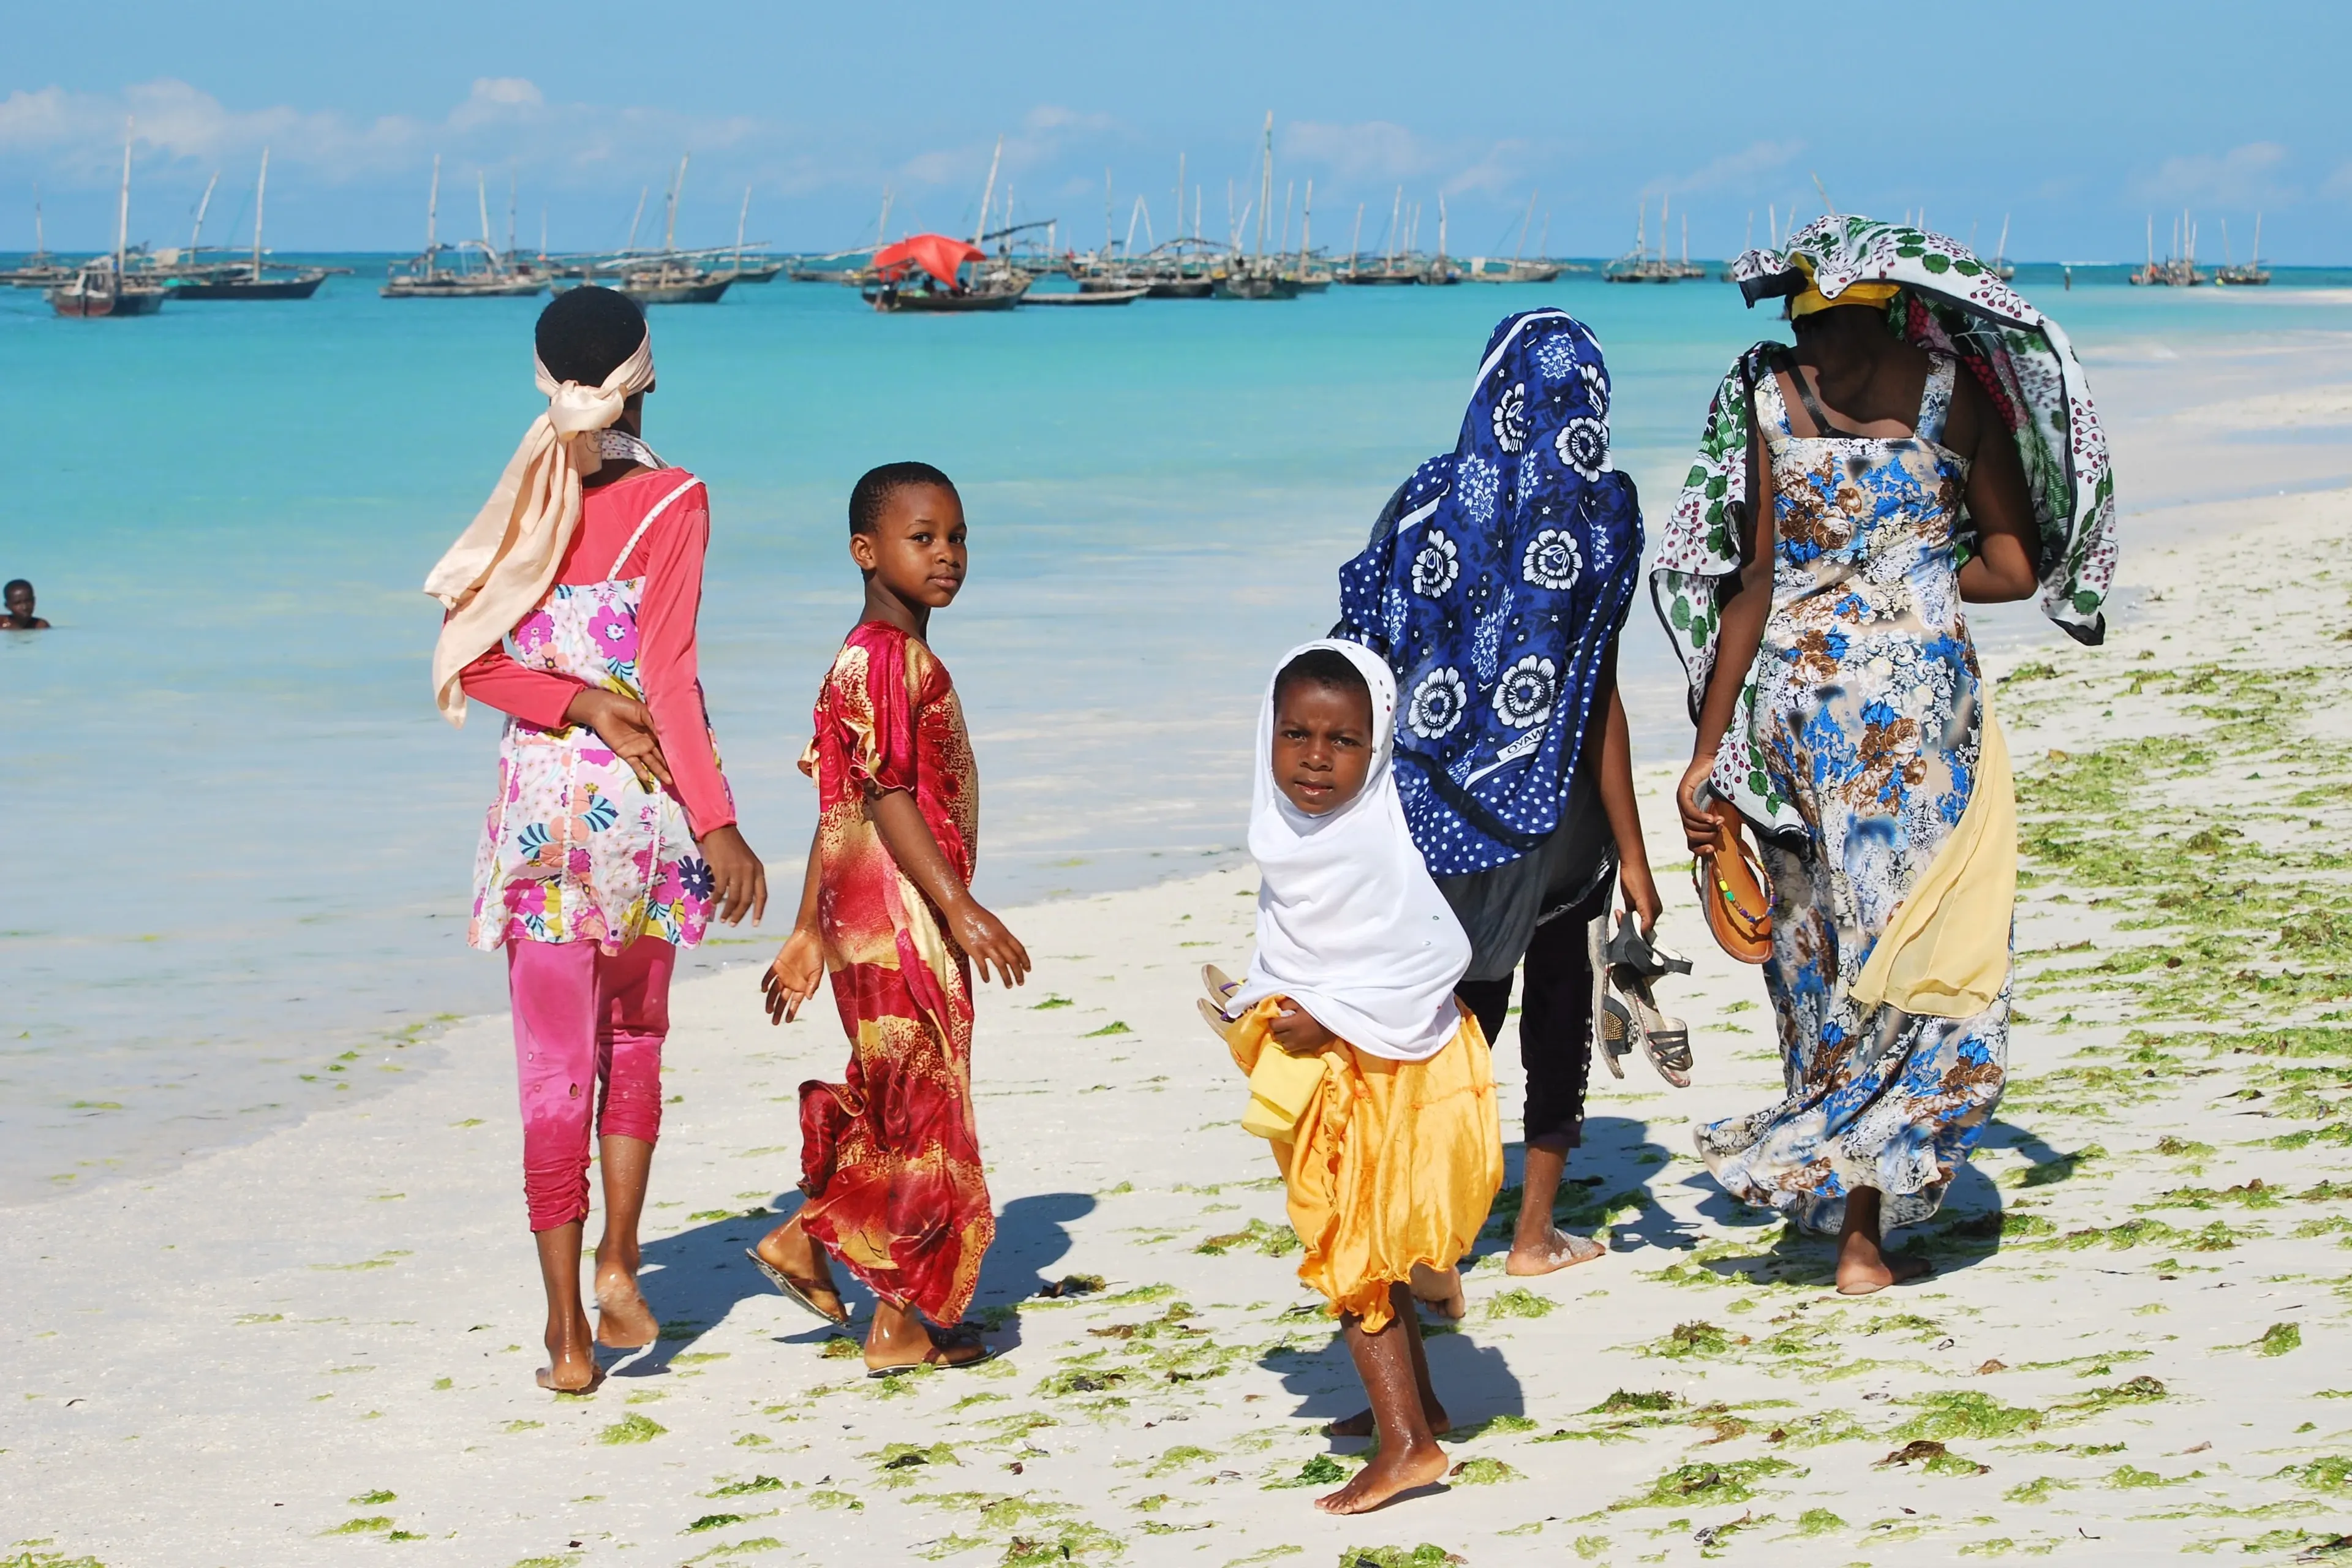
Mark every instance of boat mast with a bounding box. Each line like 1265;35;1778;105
1175;153;1185;242
664;154;687;254
115;118;133;279
507;173;518;262
1659;194;1668;265
33;181;44;262
1350;203;1363;272
876;187;894;247
2252;212;2262;269
973;135;1003;249
1385;186;1401;267
1104;168;1113;254
477;171;493;250
1682;212;1689;268
735;185;750;271
1995;213;2009;268
625;186;646;254
1298;178;1312;270
251;147;269;281
1537;211;1549;258
190;170;219;251
1255;111;1273;260
1513;190;1536;263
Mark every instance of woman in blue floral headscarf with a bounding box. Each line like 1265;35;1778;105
1336;308;1656;1280
1654;216;2115;1294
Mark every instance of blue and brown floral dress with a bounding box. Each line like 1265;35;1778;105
1694;352;2008;1237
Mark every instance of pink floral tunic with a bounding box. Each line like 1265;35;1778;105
469;477;724;952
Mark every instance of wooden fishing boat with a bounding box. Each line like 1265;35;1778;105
2215;214;2270;286
52;130;164;317
167;150;329;300
49;263;166;317
2131;211;2207;287
382;162;547;297
863;232;1028;312
611;260;733;304
722;259;786;284
1020;285;1147;306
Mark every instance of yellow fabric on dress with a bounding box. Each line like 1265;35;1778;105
1847;694;2016;1018
1224;998;1502;1333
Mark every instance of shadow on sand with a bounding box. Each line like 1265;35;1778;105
611;1188;1098;1377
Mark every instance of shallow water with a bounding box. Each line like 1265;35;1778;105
4;257;2348;1202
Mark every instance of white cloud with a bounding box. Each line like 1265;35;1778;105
1650;138;1805;197
2138;141;2294;207
1281;119;1430;185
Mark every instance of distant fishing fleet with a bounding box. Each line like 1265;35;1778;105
4;115;2287;321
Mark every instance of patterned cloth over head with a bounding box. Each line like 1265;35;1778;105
1652;214;2116;839
1335;309;1643;876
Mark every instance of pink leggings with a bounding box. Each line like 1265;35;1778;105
507;937;674;1232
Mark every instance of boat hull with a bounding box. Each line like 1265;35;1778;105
1144;277;1215;299
1213;274;1300;300
382;279;546;298
1020;287;1145;306
48;283;167;317
862;286;1025;312
619;277;733;304
172;272;326;300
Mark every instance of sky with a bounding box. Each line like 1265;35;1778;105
4;0;2347;263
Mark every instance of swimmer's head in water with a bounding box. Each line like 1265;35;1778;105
5;579;32;617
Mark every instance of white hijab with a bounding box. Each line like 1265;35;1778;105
1235;639;1472;1061
423;333;657;725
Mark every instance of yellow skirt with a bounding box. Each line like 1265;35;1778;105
1226;999;1503;1333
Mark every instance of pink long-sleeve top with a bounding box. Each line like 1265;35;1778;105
459;467;735;837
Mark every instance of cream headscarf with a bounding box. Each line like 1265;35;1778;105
423;331;657;725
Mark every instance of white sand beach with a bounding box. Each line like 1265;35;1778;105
8;349;2352;1567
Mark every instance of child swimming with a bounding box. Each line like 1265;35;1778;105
753;461;1030;1374
3;579;51;629
425;286;767;1393
1212;639;1502;1514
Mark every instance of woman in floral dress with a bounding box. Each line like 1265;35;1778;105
1654;218;2116;1294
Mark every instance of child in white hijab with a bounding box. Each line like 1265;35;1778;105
1213;639;1502;1516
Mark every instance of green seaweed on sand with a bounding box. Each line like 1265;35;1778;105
2154;1136;2215;1158
869;1441;958;1482
1792;1507;1847;1535
1892;1392;2044;1441
1264;1455;1349;1489
1772;1410;1875;1448
692;1540;783;1558
805;1490;862;1510
1333;1547;1463;1568
502;1419;543;1433
1196;1219;1301;1257
2272;1456;2352;1491
320;1517;394;1536
2252;1322;2303;1355
2002;1476;2076;1504
686;1515;745;1532
1613;1457;1799;1510
1447;1457;1522;1484
1450;1413;1540;1439
597;1413;667;1445
2108;1464;2196;1488
1000;1524;1125;1565
709;1476;783;1497
1093;1283;1177;1306
349;1490;396;1505
2052;1376;2167;1418
1484;1288;1555;1321
1147;1444;1216;1477
1589;1389;1678;1414
1645;1320;1735;1358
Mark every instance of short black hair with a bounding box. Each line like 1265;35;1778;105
3;579;29;597
1273;647;1371;716
850;461;957;537
535;287;647;385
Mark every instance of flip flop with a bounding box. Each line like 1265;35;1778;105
865;1327;997;1379
1605;914;1694;1089
1201;965;1242;1017
744;1246;850;1325
1589;913;1629;1079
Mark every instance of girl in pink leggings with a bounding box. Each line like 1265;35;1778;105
426;287;767;1393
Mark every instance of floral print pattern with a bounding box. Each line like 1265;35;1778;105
470;575;722;953
1335;309;1643;875
1655;216;2116;833
1690;360;2008;1238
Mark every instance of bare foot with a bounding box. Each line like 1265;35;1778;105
538;1308;601;1392
1836;1237;1934;1296
1505;1226;1605;1277
1323;1392;1450;1440
1408;1262;1466;1319
1313;1437;1449;1514
755;1218;845;1322
592;1268;660;1349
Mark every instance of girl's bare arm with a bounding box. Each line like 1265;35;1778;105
867;788;1031;987
1948;377;2041;603
761;826;827;1024
1589;656;1660;932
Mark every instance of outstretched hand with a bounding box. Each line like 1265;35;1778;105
763;928;826;1025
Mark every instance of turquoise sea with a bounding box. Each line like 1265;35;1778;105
6;258;2350;1202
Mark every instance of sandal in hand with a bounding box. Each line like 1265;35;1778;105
1605;913;1695;1089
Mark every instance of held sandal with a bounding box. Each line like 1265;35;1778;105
1197;964;1243;1042
1605;913;1696;1090
1589;911;1632;1079
745;1247;851;1326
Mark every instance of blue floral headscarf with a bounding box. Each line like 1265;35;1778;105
1335;309;1643;876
